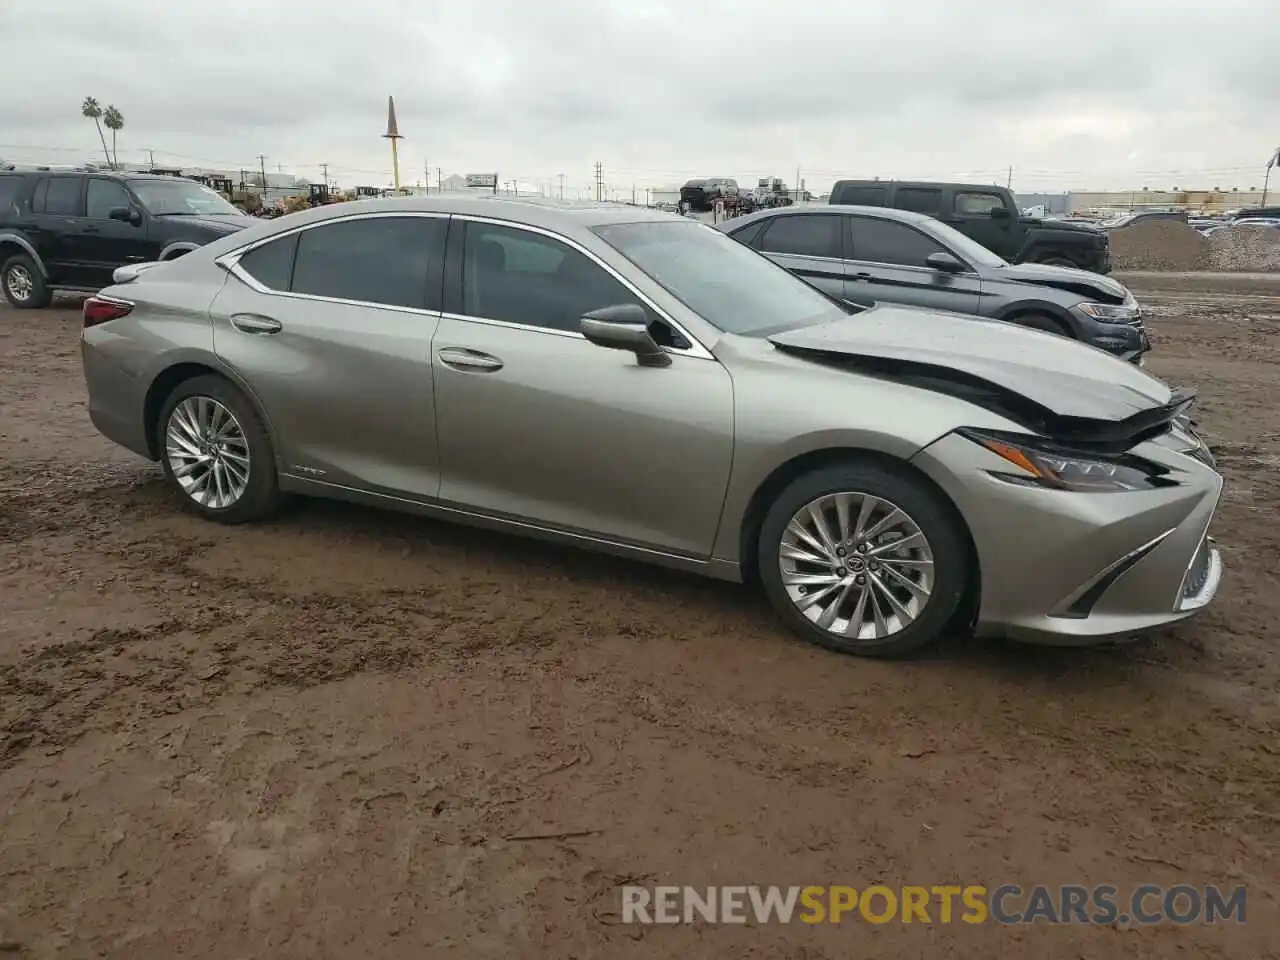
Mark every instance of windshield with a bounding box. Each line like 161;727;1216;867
592;219;842;336
129;179;241;216
920;218;1009;267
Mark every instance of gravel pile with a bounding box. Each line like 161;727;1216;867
1207;225;1280;272
1109;221;1211;271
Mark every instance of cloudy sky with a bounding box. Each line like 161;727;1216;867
2;0;1278;196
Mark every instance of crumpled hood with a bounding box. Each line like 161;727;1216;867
768;305;1171;421
996;261;1130;302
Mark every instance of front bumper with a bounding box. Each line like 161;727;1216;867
911;429;1224;645
1077;309;1150;365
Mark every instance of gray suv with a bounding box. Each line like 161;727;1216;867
719;205;1150;363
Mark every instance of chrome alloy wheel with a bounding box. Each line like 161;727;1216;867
165;396;251;509
5;263;33;302
778;492;935;641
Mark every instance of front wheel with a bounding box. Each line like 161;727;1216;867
158;375;280;524
757;462;970;658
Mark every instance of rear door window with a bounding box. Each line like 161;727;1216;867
893;188;942;216
290;216;447;310
758;214;843;258
837;186;888;206
40;176;85;216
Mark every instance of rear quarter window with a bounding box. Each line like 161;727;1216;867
0;175;27;215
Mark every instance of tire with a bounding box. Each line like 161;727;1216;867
1034;256;1076;268
757;461;970;658
2;254;53;309
157;374;279;524
1013;312;1073;337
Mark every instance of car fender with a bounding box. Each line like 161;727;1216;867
0;232;48;276
995;297;1078;332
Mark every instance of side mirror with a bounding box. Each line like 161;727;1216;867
926;252;966;273
109;206;141;226
580;304;671;368
989;206;1013;220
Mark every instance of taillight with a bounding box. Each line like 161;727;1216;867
83;296;133;328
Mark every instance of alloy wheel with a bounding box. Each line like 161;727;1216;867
778;491;935;641
165;396;251;509
5;264;33;303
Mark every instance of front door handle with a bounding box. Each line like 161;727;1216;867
230;313;282;335
438;347;504;372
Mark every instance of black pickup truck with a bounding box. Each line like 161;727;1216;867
829;180;1111;274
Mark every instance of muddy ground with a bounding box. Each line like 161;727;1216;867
2;275;1278;958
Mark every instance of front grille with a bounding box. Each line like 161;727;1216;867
1182;538;1212;599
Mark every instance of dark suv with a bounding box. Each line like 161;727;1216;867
829;179;1111;274
0;170;253;308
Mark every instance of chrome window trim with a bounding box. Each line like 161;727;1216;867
453;214;715;360
214;209;716;360
769;251;847;266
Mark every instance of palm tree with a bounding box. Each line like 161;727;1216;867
103;106;125;169
81;97;111;168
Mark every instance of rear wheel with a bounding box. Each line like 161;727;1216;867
2;254;53;309
157;375;280;524
757;461;970;658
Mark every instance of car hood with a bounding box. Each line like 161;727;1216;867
158;213;254;234
768;305;1174;426
994;261;1130;302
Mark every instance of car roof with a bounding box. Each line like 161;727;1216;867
237;193;681;233
716;203;937;231
832;179;1007;193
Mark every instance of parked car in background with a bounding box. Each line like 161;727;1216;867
828;180;1111;274
1100;211;1189;230
719;205;1150;364
1231;206;1280;221
0;170;253;308
1229;217;1280;229
679;178;739;212
79;196;1221;658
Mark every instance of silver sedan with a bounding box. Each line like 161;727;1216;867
79;196;1223;657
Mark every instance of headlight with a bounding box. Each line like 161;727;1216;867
959;429;1173;492
1077;301;1140;323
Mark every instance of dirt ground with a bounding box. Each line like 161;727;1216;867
2;276;1279;959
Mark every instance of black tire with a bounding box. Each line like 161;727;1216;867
157;374;280;524
1;254;53;309
757;461;970;658
1013;312;1073;337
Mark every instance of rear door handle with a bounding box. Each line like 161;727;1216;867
438;347;504;372
230;313;282;335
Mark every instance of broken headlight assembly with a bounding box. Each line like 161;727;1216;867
959;428;1176;492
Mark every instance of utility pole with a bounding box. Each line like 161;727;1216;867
146;148;156;168
593;161;603;202
795;166;800;202
257;154;267;191
631;183;636;205
437;167;442;192
558;172;566;200
1006;165;1013;189
424;160;429;193
320;162;329;187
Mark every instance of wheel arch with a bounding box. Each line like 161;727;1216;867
997;301;1077;337
0;233;48;276
158;241;202;261
142;359;277;459
736;446;981;631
